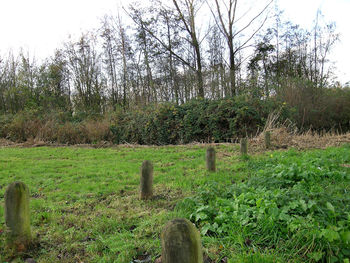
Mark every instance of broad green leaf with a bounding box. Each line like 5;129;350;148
326;202;335;213
299;199;307;211
201;224;211;235
341;231;350;244
308;251;323;261
321;228;340;242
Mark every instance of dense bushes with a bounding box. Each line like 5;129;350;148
0;110;111;144
277;79;350;132
0;97;275;144
110;97;279;145
0;90;349;145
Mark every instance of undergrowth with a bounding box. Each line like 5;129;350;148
177;145;350;262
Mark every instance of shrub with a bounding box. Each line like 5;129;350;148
276;78;350;132
56;122;85;144
83;119;112;143
5;111;42;142
109;97;275;145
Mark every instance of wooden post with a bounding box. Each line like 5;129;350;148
5;181;32;250
206;147;216;172
140;160;153;200
240;138;248;155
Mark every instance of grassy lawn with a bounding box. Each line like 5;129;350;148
0;144;349;262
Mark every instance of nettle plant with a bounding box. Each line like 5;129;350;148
178;146;350;262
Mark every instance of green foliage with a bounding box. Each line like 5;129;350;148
110;97;273;145
178;146;350;262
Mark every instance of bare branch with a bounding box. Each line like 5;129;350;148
234;15;269;54
232;0;272;39
123;6;195;70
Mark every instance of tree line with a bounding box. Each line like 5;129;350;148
0;0;343;117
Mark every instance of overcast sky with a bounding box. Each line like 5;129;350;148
0;0;349;84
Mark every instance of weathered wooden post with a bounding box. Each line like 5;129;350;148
4;181;32;250
161;218;203;263
265;131;271;149
140;160;153;200
206;147;216;172
240;138;248;155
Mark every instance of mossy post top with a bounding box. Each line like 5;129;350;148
141;160;153;170
161;218;203;263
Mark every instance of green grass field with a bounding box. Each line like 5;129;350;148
0;144;349;262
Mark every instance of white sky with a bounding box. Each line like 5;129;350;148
0;0;349;84
277;0;350;84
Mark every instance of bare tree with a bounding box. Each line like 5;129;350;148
208;0;272;96
126;0;205;98
115;14;133;109
100;16;119;108
207;24;227;98
312;11;339;88
157;6;182;104
65;33;105;114
172;0;204;98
